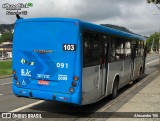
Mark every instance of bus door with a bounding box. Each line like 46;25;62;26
131;42;136;80
100;35;109;96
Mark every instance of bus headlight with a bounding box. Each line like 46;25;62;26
69;87;74;93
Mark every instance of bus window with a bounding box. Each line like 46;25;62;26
83;32;99;67
135;41;141;57
141;41;144;56
110;37;126;61
124;41;131;58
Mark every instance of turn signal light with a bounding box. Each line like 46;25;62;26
73;76;78;81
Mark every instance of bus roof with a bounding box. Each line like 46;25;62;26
80;21;146;41
15;17;146;41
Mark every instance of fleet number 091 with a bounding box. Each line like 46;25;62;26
56;63;68;68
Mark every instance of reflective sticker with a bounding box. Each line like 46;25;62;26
59;96;68;100
38;80;49;85
19;90;27;94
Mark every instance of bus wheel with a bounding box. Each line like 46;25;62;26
138;68;143;80
111;78;119;99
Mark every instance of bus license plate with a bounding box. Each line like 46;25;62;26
38;80;49;85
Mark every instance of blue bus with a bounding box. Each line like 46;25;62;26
12;18;146;105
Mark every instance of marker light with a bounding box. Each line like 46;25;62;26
69;87;74;93
13;70;16;75
72;81;77;87
73;76;79;81
16;81;20;86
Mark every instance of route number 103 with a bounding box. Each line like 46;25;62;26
63;44;76;51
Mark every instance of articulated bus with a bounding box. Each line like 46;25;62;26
12;18;146;105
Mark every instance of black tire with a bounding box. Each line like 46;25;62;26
111;78;119;99
138;68;143;81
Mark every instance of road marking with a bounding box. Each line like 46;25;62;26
146;59;159;65
0;82;12;86
9;100;45;112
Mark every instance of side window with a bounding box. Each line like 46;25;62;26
110;37;125;61
134;40;142;57
138;41;141;56
124;40;131;58
141;41;144;56
83;32;99;67
135;41;138;57
110;38;116;61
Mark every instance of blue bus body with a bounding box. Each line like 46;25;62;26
12;18;146;105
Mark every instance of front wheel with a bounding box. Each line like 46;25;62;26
111;78;119;99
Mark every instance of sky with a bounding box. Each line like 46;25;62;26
0;0;160;36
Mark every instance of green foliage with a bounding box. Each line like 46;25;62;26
147;0;160;4
146;32;160;52
101;24;133;33
0;24;14;33
0;61;12;76
0;32;13;43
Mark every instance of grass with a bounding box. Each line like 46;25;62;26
0;60;12;76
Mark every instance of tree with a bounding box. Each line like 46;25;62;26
147;0;160;4
146;32;160;53
101;24;133;33
147;0;160;10
0;32;13;43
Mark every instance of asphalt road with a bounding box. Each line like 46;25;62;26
0;54;159;120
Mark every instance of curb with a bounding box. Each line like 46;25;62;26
0;75;12;79
147;53;159;58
